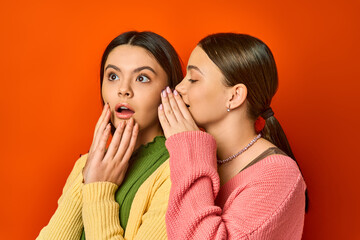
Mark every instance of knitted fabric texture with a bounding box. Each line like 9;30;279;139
37;136;171;240
165;131;306;240
80;136;169;239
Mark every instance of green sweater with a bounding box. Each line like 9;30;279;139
80;136;169;239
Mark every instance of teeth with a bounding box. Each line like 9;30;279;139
120;107;128;110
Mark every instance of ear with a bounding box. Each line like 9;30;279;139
227;84;247;110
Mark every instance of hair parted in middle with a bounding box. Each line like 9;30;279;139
100;31;184;92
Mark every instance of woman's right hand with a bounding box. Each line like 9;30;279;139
82;103;139;186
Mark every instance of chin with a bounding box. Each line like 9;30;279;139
112;118;130;128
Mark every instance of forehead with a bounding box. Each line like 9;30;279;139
188;46;223;78
106;45;159;69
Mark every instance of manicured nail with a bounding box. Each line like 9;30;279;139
162;90;167;97
166;86;171;93
173;89;178;96
159;104;163;110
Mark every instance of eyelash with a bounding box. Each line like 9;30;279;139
108;72;119;81
107;72;151;83
136;74;151;83
188;79;198;83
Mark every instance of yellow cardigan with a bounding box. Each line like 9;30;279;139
36;154;170;240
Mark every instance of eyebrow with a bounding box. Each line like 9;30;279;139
187;65;204;75
133;66;156;75
105;64;120;72
105;64;157;75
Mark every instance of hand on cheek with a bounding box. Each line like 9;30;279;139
83;103;139;186
158;86;199;139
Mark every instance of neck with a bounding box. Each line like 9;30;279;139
205;113;257;161
135;123;163;150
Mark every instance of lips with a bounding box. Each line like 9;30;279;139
115;103;135;119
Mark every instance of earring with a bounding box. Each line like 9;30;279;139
227;105;231;112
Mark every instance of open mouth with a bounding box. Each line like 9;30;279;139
116;106;134;113
115;103;135;119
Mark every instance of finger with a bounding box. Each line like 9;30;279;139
105;120;126;159
161;87;178;125
93;123;111;160
173;90;194;120
93;105;111;150
94;103;110;134
166;87;184;121
158;103;170;130
89;103;109;150
119;122;139;166
112;118;135;162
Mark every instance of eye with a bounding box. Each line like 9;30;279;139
108;72;119;81
188;79;198;83
136;74;150;83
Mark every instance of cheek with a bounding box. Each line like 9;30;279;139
136;89;162;117
189;88;225;122
101;84;111;103
143;94;162;112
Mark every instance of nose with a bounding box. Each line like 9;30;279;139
175;77;187;96
117;80;133;97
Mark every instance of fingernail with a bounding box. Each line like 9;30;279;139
166;86;171;93
173;89;178;96
162;90;167;97
159;104;163;110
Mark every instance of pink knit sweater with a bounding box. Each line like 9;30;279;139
165;131;306;240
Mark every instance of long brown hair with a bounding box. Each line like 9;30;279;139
199;33;308;211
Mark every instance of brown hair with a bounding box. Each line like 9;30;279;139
100;31;183;96
199;33;308;211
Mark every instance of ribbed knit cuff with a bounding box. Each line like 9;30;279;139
82;182;118;202
165;131;219;188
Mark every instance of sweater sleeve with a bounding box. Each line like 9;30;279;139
36;154;88;240
82;161;171;240
165;131;306;240
82;182;125;240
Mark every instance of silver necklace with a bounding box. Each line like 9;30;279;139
217;133;262;165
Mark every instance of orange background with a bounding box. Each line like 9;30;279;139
1;0;359;239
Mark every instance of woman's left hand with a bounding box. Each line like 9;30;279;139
158;86;199;139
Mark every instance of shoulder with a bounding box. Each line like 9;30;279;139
240;154;306;196
221;154;306;208
222;155;305;203
255;155;304;183
221;155;306;237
